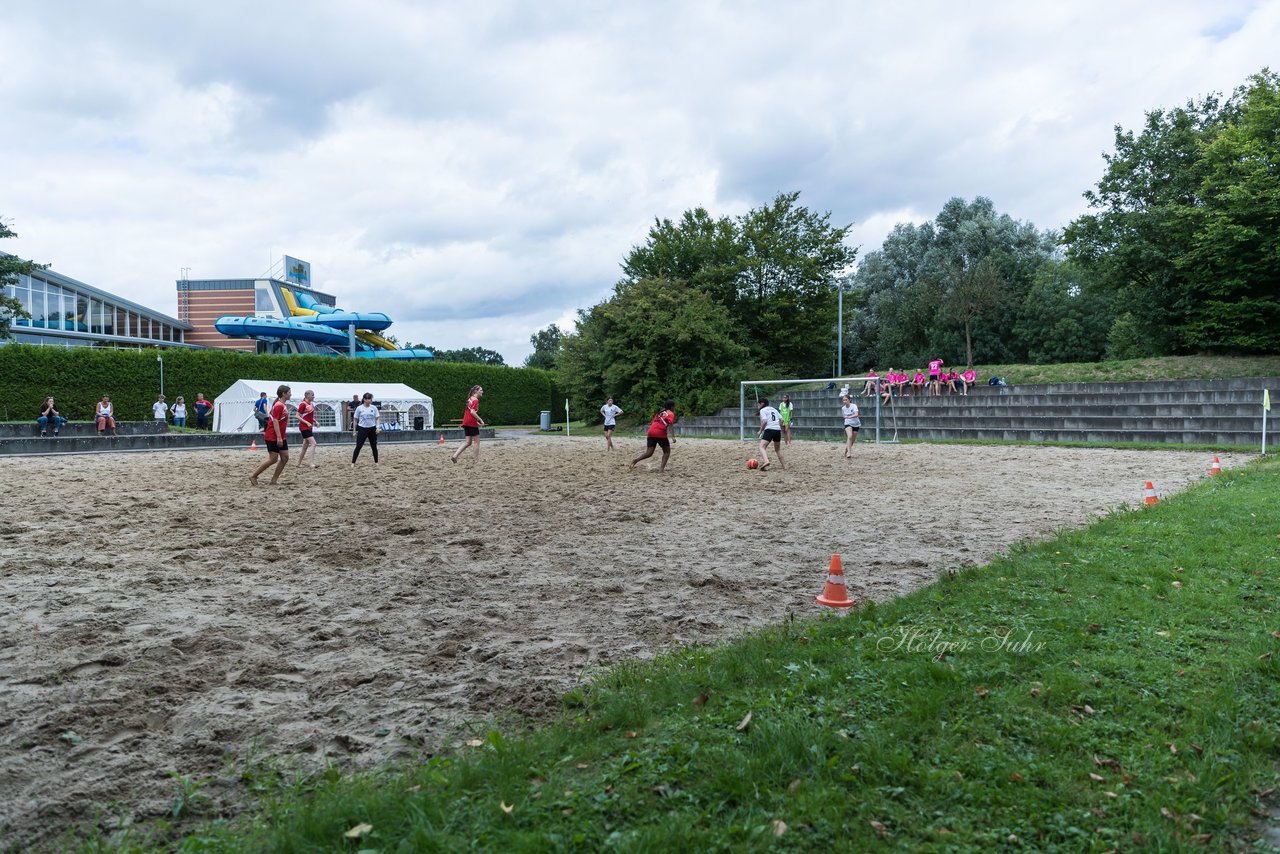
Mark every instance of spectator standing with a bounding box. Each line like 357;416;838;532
345;394;360;431
170;396;187;427
778;394;794;445
152;394;168;424
928;358;944;396
38;396;66;437
253;392;270;428
194;393;213;429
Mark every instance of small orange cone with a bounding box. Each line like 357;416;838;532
249;439;258;451
815;554;856;609
439;433;445;444
1143;481;1158;506
1210;456;1221;476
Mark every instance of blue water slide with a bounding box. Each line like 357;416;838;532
214;316;352;347
293;290;339;314
308;311;394;332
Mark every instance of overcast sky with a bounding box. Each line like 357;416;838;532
2;1;1276;363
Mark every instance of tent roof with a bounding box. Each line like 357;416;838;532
216;380;431;402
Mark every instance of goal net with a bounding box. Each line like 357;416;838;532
737;376;899;443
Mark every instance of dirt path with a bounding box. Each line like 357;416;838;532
0;437;1232;846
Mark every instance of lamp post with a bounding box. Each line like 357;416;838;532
157;354;164;397
837;283;844;377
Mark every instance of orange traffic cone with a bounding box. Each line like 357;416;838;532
439;433;445;444
249;439;258;451
1210;456;1221;476
1143;481;1158;506
815;554;856;609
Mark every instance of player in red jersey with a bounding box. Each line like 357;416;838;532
296;389;318;468
630;399;677;472
250;385;292;485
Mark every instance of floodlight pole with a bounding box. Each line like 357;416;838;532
156;354;164;397
837;284;843;377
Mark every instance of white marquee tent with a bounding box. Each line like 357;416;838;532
213;380;433;434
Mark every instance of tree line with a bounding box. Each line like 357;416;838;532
526;69;1279;419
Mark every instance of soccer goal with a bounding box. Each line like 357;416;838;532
737;376;900;444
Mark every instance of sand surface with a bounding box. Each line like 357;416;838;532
0;435;1233;845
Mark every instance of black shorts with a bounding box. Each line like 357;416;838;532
265;439;288;453
603;424;615;432
761;428;782;443
646;436;670;450
299;429;314;439
845;423;860;433
463;425;480;436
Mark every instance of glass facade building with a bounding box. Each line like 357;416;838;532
2;256;193;349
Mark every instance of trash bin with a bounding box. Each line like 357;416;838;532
539;410;551;431
413;415;424;431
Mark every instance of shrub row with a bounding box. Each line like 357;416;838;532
0;344;560;424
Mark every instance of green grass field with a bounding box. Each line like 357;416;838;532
81;453;1280;852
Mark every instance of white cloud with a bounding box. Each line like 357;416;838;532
2;0;1276;362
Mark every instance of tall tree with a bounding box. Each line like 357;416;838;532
1177;70;1280;352
556;277;750;418
1013;259;1114;363
850;198;1053;368
0;219;46;338
523;323;563;370
620;192;856;378
1064;70;1280;355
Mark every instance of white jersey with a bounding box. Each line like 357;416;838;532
600;403;621;426
759;406;782;431
354;403;380;429
842;402;861;427
152;401;167;420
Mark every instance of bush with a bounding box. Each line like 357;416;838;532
0;345;559;424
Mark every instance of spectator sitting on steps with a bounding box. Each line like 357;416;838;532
38;396;67;437
96;395;117;436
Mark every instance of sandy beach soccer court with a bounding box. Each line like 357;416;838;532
0;435;1228;844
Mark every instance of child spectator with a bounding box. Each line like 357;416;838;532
152;394;168;423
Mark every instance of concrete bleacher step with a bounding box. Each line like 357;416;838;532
679;377;1280;446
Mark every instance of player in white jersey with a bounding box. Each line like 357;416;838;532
756;398;786;471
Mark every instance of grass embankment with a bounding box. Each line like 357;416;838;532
116;458;1280;852
969;355;1280;385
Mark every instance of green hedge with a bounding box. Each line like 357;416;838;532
0;344;560;424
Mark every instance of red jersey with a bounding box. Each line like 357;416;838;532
647;408;676;439
461;396;481;427
297;400;316;430
264;400;288;441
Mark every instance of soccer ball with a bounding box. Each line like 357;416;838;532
746;458;759;470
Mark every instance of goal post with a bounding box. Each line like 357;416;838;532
738;376;895;443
